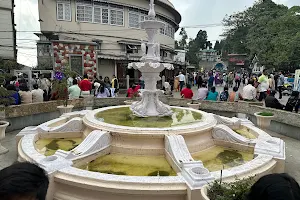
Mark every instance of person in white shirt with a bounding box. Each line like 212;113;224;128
31;84;44;103
197;83;208;100
37;74;51;101
243;80;257;101
19;85;33;104
177;72;186;91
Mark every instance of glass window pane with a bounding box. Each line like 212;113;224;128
94;7;101;23
110;9;116;25
116;10;123;25
129;12;139;28
102;8;109;24
65;4;71;21
70;56;83;76
57;3;64;20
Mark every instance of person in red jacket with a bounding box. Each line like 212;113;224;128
79;74;92;97
181;84;193;99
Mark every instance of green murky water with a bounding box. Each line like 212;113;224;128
192;146;254;172
35;138;83;156
234;128;257;139
95;107;202;128
78;154;177;176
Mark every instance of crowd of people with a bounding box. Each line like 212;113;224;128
175;70;299;113
1;74;120;105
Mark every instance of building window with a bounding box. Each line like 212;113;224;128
70;55;83;75
75;1;123;25
94;6;101;23
110;9;124;26
126;45;138;54
76;4;93;22
129;12;139;28
128;8;149;29
57;0;71;21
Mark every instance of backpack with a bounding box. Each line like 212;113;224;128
220;91;228;101
235;74;240;80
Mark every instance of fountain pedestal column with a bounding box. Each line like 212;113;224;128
128;63;173;117
128;0;174;118
130;89;172;117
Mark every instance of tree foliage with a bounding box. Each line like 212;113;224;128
214;41;222;55
0;75;15;106
186;30;209;65
0;59;20;72
221;0;300;69
178;28;188;49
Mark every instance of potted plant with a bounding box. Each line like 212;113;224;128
201;176;254;200
254;112;274;129
187;99;201;110
124;91;139;105
52;70;75;115
0;75;15;154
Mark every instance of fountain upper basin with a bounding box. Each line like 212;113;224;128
83;106;217;136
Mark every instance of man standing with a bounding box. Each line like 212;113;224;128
197;73;203;89
37;74;50;101
277;71;285;99
257;69;269;101
177;72;185;91
111;75;119;97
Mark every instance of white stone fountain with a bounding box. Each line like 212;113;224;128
16;1;286;200
128;0;173;117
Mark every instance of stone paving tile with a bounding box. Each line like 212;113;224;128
0;130;19;170
267;130;300;183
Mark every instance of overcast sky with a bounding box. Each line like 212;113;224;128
15;0;299;67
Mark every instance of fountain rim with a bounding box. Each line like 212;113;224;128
83;105;217;135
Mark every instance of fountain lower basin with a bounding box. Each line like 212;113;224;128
17;107;285;200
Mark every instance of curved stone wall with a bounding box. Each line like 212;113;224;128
4;97;300;140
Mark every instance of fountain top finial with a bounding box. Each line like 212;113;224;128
148;0;156;19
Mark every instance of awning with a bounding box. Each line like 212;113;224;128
117;40;141;46
51;40;100;46
97;53;140;61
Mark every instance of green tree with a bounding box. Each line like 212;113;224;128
177;28;188;50
221;0;297;69
186;30;208;65
214;40;221;54
0;59;20;72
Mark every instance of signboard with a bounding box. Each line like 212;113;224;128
294;69;300;91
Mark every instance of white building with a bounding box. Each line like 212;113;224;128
0;0;16;60
36;0;181;87
174;49;186;64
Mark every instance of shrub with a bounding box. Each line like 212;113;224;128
257;112;274;116
207;177;254;200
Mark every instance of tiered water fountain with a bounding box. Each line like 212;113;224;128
17;1;285;200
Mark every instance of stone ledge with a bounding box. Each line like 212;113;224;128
3;97;300;129
5;99;84;118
